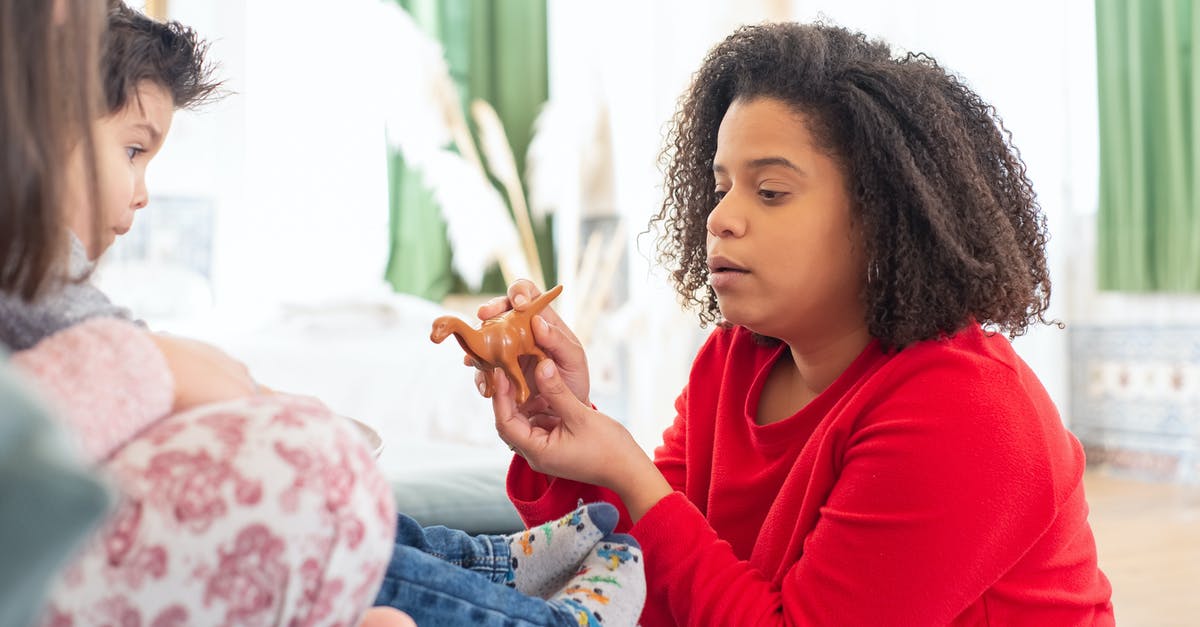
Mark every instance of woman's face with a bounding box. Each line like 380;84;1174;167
706;97;868;344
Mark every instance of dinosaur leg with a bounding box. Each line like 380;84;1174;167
499;354;533;405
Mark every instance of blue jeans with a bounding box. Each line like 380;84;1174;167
372;514;577;627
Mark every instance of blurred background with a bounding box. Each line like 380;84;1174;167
109;1;1198;622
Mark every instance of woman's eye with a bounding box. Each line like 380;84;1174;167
125;147;145;161
759;189;785;201
714;190;728;202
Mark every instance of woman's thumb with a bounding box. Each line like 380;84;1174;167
532;315;581;363
531;315;558;348
535;359;581;413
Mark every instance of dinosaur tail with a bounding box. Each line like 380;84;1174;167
519;284;564;313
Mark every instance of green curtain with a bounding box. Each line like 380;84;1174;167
384;0;550;301
1096;0;1200;292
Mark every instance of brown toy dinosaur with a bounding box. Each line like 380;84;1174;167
430;284;564;405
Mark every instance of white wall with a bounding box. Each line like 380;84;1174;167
117;0;395;327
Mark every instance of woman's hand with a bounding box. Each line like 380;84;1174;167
149;333;261;413
472;279;590;407
493;357;672;523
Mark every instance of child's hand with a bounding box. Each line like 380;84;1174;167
473;279;590;407
493;357;672;523
358;607;417;627
149;333;260;413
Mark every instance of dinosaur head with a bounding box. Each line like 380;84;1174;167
429;316;458;343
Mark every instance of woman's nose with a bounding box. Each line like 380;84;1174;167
706;194;746;238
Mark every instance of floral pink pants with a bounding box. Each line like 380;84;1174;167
39;395;397;627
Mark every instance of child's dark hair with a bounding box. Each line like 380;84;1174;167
101;2;222;113
651;22;1053;350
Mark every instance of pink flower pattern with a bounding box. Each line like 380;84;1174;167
96;595;141;627
103;500;142;565
270;406;309;429
205;524;288;626
149;605;189;627
38;395;397;626
196;413;250;453
289;558;346;627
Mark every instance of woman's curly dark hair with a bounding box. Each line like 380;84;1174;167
649;22;1054;351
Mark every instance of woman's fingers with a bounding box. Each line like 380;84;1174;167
506;279;542;309
531;315;584;367
475;295;510;321
520;395;551;415
531;315;589;404
492;368;533;450
475;280;575;339
528;414;562;431
476;279;542;321
531;359;587;417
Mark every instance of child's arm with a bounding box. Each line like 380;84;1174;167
146;333;259;413
10;320;259;463
11;318;173;463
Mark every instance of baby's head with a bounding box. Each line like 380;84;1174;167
653;22;1051;350
67;2;220;260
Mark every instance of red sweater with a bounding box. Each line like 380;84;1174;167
508;324;1114;626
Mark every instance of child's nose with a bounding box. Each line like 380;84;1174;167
131;177;148;210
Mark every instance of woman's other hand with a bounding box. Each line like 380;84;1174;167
493;358;672;523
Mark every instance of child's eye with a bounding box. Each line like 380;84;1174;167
713;190;728;202
125;146;145;161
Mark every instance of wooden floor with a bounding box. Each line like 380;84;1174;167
1084;470;1200;626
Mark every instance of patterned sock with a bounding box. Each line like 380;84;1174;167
549;533;646;627
506;501;619;598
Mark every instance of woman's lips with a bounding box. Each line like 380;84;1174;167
706;254;748;273
707;254;750;289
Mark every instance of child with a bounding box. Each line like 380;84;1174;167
481;22;1116;626
0;0;219;350
1;1;260;435
7;4;645;625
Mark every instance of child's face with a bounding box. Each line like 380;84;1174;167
66;80;174;260
706;97;867;343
